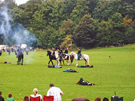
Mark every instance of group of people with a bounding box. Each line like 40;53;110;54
94;97;109;101
0;46;31;56
29;84;63;101
0;83;63;101
0;91;15;101
0;90;119;101
72;97;109;101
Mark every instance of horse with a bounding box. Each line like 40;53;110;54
61;53;74;65
17;52;23;65
69;51;89;66
46;51;60;66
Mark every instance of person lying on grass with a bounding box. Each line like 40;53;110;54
63;68;78;72
48;65;62;68
76;78;98;86
0;61;11;64
77;65;93;68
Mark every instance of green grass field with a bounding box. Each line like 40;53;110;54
0;45;135;101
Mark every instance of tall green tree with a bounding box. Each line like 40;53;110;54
93;0;135;21
70;0;89;24
96;20;113;47
59;0;77;20
86;0;99;14
73;14;97;48
96;12;126;47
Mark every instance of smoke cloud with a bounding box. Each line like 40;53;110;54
0;4;37;46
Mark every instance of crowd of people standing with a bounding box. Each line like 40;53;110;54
0;46;33;56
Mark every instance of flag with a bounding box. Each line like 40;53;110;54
69;43;72;46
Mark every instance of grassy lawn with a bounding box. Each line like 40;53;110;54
0;45;135;101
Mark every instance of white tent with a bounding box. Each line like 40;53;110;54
0;45;7;50
21;44;27;48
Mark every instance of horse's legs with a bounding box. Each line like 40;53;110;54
70;57;74;65
76;59;78;66
51;60;53;65
57;59;60;66
48;60;51;65
85;61;87;65
59;60;61;65
48;59;53;65
63;60;64;65
87;60;90;65
67;56;70;65
87;57;90;65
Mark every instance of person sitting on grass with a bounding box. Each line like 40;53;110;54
103;97;109;101
23;96;29;101
7;93;15;101
76;78;98;86
95;97;101;101
30;88;42;101
0;91;4;101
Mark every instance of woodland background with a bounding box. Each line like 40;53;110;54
0;0;135;49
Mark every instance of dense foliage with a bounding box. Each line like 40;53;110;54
0;0;135;48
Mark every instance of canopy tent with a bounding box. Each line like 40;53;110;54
0;45;7;50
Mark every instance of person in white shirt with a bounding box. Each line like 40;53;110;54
30;88;42;101
47;84;64;101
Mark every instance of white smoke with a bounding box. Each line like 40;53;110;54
0;4;37;46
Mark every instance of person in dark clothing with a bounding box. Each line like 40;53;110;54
52;47;55;57
77;65;93;68
58;48;63;60
76;78;98;86
63;68;78;72
48;65;62;68
0;91;4;101
77;48;81;60
64;48;68;54
59;48;63;55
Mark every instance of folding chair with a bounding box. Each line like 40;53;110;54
111;97;123;101
30;96;40;101
43;96;54;101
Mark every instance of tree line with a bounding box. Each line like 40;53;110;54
0;0;135;49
